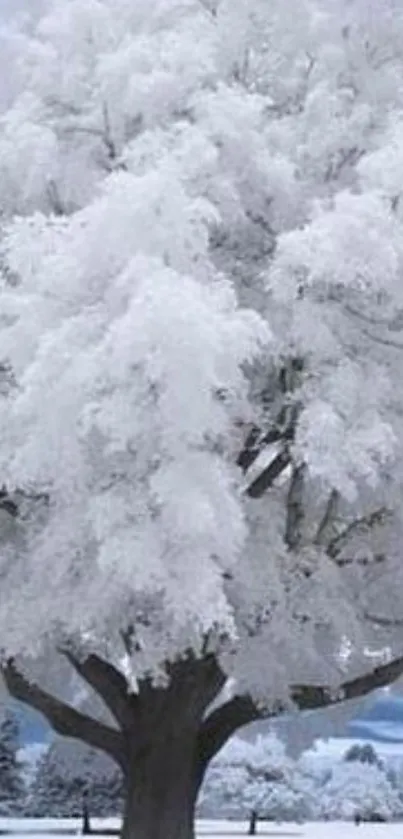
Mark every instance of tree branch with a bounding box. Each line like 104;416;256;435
198;694;260;766
198;653;403;766
237;360;302;482
285;464;306;550
363;611;403;628
237;425;284;474
2;660;125;767
327;507;392;560
245;450;291;499
355;324;403;350
314;489;340;548
60;649;134;731
292;653;403;709
237;425;264;472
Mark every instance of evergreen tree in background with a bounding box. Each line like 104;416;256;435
28;738;123;818
0;708;25;815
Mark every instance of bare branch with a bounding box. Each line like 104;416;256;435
292;653;403;709
60;649;134;731
346;317;403;350
344;303;393;327
238;359;302;500
46;180;66;216
285;464;306;550
324;147;365;183
363;611;403;628
332;553;386;570
245;449;291;499
327;507;392;560
199;652;403;766
237;425;285;473
237;425;264;472
361;327;403;350
343;298;403;346
2;660;124;766
315;489;340;548
198;694;260;766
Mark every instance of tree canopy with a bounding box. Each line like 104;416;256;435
1;3;403;837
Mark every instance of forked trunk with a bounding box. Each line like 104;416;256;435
120;655;224;839
3;651;237;839
121;733;202;839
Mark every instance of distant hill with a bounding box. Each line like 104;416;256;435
237;688;403;756
349;694;403;743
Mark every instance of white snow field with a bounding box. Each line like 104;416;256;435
0;821;400;839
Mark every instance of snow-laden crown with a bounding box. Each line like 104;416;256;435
0;0;403;700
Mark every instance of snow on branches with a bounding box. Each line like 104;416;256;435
0;0;403;706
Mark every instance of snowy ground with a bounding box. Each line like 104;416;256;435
0;821;400;839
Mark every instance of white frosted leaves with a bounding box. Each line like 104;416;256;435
0;147;269;656
1;0;403;699
270;190;403;302
266;186;402;499
295;361;395;500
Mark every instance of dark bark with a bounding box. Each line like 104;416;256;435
82;793;91;835
291;652;403;707
198;694;260;766
6;649;403;839
60;649;134;730
248;811;258;836
285;464;306;550
120;655;225;839
2;660;124;766
121;735;201;839
326;507;391;560
246;450;291;499
314;489;340;547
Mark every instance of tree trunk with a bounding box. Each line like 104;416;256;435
82;793;91;835
248;810;258;836
121;735;201;839
119;654;225;839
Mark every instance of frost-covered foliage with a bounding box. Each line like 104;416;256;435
1;0;403;706
201;733;403;824
200;733;317;822
27;738;123;818
0;708;26;815
319;759;402;821
344;742;382;767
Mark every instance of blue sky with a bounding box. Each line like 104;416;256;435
12;689;403;750
348;693;403;743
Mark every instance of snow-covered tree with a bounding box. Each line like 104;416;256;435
200;733;317;826
2;2;403;839
28;744;81;819
344;742;382;768
28;738;123;818
0;708;26;815
320;759;401;821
